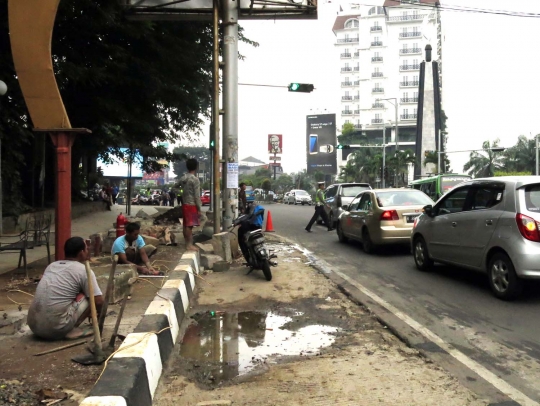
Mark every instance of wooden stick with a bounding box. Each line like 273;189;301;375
84;261;103;352
98;256;117;334
34;340;86;356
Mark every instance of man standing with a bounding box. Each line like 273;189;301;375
176;158;202;251
238;183;247;214
112;185;119;205
177;187;183;206
169;189;176;207
112;222;159;275
28;237;103;340
305;182;333;232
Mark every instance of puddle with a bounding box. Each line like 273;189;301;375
180;311;339;384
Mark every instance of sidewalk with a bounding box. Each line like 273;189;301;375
153;235;487;406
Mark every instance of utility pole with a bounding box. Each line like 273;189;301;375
536;134;539;176
222;0;239;228
437;129;441;174
382;122;385;189
0;80;6;236
211;0;221;234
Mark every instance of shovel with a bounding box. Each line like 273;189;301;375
72;261;109;365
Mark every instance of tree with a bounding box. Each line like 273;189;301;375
261;178;272;192
463;140;504;178
501;135;535;174
388;149;415;186
274;174;294;192
172;146;211;178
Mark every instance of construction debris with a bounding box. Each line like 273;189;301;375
154;206;183;224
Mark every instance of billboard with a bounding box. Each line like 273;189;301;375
268;134;283;154
306;114;337;174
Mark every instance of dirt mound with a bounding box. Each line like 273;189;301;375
154;206;184;224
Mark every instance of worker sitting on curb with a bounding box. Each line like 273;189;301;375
112;222;160;275
28;237;103;340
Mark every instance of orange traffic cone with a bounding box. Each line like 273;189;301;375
265;210;275;232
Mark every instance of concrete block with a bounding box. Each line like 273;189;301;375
195;243;214;254
102;236;115;254
142;235;160;246
136;207;159;219
200;254;223;270
212;261;230;273
228;231;240;259
94;264;138;303
211;232;232;262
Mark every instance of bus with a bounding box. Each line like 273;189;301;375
409;174;472;201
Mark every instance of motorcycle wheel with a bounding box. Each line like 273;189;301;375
261;259;272;281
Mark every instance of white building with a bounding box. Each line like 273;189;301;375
332;0;442;174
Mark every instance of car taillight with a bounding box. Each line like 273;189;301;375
413;216;419;228
516;213;540;242
380;210;399;221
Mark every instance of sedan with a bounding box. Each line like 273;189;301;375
285;190;312;205
201;190;211;206
337;189;434;253
412;176;540;300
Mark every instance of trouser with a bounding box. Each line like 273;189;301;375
124;245;157;265
306;205;331;231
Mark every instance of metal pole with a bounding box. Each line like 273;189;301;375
536;134;539;176
0;80;5;236
222;0;238;228
437;129;441;174
394;100;399;186
212;0;221;234
382;123;385;189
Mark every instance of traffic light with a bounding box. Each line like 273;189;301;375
209;139;215;150
288;83;314;93
337;144;351;150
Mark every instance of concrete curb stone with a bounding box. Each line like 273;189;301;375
79;250;200;406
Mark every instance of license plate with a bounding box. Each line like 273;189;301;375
406;215;417;223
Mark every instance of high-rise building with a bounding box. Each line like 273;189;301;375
332;0;442;178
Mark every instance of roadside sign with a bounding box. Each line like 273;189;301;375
269;162;281;167
269;156;282;161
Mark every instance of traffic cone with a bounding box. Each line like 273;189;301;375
265;210;275;232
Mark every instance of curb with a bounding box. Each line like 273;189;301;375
79;252;200;406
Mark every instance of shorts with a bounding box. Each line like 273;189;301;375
66;293;89;327
183;204;200;227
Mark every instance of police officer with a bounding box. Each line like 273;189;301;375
305;182;334;232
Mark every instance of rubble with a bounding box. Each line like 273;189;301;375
0;379;40;405
200;254;224;270
136;207;159;219
153;206;184;224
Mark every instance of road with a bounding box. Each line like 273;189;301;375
267;202;540;404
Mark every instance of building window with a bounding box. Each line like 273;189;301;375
345;119;351;124
414;91;419;99
375;113;381;120
413;108;418;115
403;92;409;99
345;19;359;28
413;59;418;66
368;6;384;15
374;51;380;57
403;108;409;115
374;36;380;42
413;75;419;82
403;75;409;82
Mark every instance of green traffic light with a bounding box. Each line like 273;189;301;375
290;83;300;91
337;144;343;149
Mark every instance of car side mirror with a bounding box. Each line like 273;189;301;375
336;195;342;208
423;205;434;217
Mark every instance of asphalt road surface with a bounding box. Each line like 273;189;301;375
268;202;540;404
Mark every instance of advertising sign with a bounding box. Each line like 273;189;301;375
226;163;239;189
268;134;283;154
306;114;337;174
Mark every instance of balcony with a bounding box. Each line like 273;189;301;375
370;26;382;32
400;48;422;55
401;97;418;103
399;32;422;39
353;124;362;130
354;95;360;100
354;109;360;114
372;56;383;62
372;103;385;109
342;95;353;101
354;52;360;57
341;81;352;87
342;110;353;115
372;72;383;77
354;80;360;85
372;88;384;93
337;37;359;43
400;64;420;71
340;52;351;58
386;14;426;23
371;41;383;47
401;114;417;120
353;67;360;72
400;81;419;87
372;118;383;124
341;67;352;72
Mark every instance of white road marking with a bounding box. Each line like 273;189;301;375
331;268;539;406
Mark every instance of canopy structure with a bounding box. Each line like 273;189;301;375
121;0;317;21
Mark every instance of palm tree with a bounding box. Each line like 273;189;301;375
388;149;415;186
463;139;504;178
502;135;535;174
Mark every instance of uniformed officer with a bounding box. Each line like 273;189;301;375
305;182;334;232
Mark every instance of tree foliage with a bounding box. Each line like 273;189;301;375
463;139;504;178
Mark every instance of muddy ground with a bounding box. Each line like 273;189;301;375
0;244;185;405
154;239;488;406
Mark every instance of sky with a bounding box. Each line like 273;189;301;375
184;0;540;175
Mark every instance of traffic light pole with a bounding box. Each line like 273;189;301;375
222;0;239;228
211;0;221;234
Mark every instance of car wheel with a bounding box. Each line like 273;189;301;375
488;253;523;300
362;228;375;254
337;221;348;243
413;236;434;272
294;201;298;205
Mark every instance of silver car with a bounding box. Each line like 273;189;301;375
411;176;540;300
285;189;312;205
323;183;372;227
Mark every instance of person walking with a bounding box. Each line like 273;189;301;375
169;189;176;207
176;158;202;251
238;183;247;214
177;187;183;206
305;182;333;232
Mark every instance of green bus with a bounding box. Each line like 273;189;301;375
409;174;472;201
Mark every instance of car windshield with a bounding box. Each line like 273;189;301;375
441;176;471;193
524;184;540;212
376;191;433;207
296;190;309;196
342;185;370;197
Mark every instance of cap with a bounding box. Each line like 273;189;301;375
317;181;325;185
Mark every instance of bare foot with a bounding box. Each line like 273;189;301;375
187;245;200;252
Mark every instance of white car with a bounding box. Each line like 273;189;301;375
285;190;312;205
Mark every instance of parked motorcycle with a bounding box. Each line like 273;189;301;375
232;205;276;281
131;194;150;205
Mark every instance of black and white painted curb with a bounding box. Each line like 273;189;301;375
79;251;200;406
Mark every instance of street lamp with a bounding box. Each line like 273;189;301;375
0;80;6;237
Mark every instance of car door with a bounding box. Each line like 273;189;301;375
341;195;361;239
455;182;506;268
355;193;373;238
324;186;337;217
426;186;472;263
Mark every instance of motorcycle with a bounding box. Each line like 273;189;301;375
231;205;277;282
131;194;150;205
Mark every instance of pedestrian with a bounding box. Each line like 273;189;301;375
27;237;103;340
100;186;111;211
239;183;247;214
305;182;334;232
177;187;183;206
169;189;176;207
112;222;159;275
176;158;202;251
112;184;119;205
164;190;171;206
